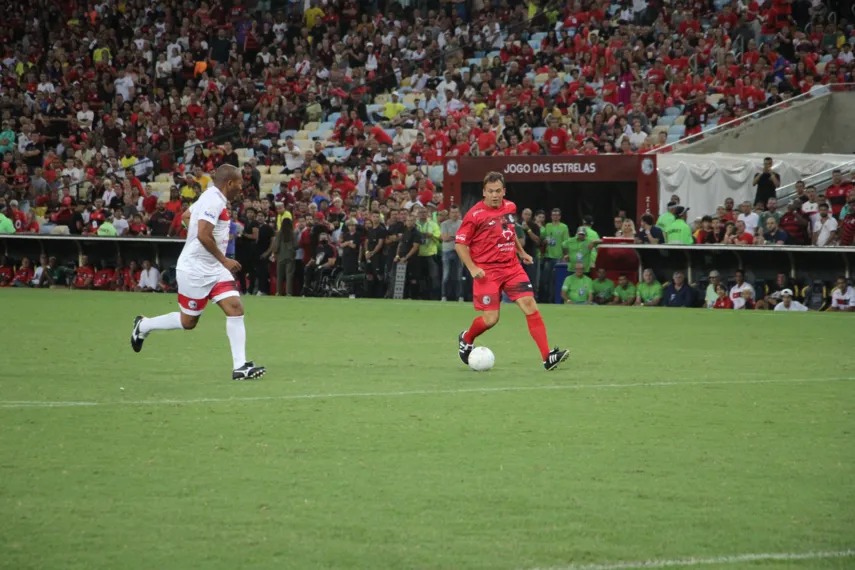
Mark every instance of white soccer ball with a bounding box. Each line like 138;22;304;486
468;347;495;372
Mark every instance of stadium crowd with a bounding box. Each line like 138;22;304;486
0;0;854;305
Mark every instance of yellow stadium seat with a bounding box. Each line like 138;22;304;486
674;115;686;125
303;122;319;133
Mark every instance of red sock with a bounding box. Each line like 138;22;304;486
463;317;489;344
526;311;550;360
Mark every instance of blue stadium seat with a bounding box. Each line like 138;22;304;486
332;147;350;159
468;58;481;67
532;127;547;140
528;40;541;51
658;115;676;126
318;122;334;132
666;134;682;144
669;124;686;136
281;130;297;140
530;32;547;42
309;130;325;140
428;165;444;184
665;107;682;116
327;112;341;124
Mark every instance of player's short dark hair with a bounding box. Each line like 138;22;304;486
641;214;654;225
482;171;505;188
449;205;460;211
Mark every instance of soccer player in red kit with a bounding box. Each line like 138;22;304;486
455;172;570;370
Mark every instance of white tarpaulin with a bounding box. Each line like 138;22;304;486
656;153;855;216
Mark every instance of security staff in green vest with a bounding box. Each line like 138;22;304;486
666;206;694;244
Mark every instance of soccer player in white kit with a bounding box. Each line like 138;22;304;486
130;165;266;380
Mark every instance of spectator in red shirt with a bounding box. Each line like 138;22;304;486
542;117;568;155
713;284;734;309
824;169;852;218
71;255;95;290
8;200;26;232
12;257;34;287
779;201;810;245
840;199;855;246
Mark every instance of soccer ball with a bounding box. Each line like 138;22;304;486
468;347;495;372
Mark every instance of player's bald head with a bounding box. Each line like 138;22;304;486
214;164;242;198
214;164;241;185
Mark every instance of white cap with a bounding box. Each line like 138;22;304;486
781;288;794;296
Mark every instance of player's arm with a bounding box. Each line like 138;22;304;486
514;233;533;264
198;218;241;273
454;216;485;279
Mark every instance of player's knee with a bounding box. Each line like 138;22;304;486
181;315;198;330
517;296;538;315
482;311;500;327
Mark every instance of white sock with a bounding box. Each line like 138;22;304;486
139;312;183;336
226;315;247;370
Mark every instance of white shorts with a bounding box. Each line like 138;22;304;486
176;268;240;316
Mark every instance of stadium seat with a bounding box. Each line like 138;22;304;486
326;113;341;124
303;122;319;133
707;94;723;106
532;127;547;140
428;165;444;184
674;115;686;126
658;115;676;127
669;125;686;136
666;134;681;144
664;107;682;116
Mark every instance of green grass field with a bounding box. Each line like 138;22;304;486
1;289;853;570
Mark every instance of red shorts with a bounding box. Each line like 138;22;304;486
472;263;534;311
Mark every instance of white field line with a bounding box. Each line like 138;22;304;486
525;548;855;570
0;376;852;410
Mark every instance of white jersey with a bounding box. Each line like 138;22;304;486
774;300;808;312
177;186;230;278
831;285;855;309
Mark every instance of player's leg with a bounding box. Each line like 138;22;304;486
459;277;501;364
214;283;266;380
506;269;570;371
131;269;205;352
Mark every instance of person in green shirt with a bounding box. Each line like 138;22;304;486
415;206;441;299
561;262;593;304
635;268;664;306
581;215;601;266
0;121;15;154
562;226;596;271
612;274;637;305
0;204;15;234
591;268;615;304
540;208;569;302
97;214;118;236
656;201;679;233
666;206;694;244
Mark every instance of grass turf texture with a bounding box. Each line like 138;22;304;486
0;289;853;570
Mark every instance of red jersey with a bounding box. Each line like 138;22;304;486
713;296;734;309
74;265;95;286
840;213;855;246
14;267;34;283
455;200;520;266
824;184;851;217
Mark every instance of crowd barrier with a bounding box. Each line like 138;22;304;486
3;235;854;305
0;234;186;269
594;243;855;285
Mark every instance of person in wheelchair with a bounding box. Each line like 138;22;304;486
303;232;337;296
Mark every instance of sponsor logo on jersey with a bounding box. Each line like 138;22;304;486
188;300;198;309
482;295;491;305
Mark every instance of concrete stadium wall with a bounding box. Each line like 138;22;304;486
803;92;855;154
678;94;833;155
